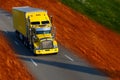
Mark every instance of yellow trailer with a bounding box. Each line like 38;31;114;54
12;6;58;55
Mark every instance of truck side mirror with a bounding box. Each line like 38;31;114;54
33;35;38;42
52;33;55;39
50;15;53;23
52;27;56;39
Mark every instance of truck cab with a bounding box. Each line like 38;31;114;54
30;24;58;55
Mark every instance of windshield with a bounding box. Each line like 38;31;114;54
36;30;51;34
36;27;51;34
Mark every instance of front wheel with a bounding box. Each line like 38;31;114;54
53;53;57;55
33;53;39;56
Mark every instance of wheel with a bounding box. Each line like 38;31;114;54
34;53;39;56
15;30;19;38
19;33;23;41
23;38;29;47
53;53;57;55
23;40;27;47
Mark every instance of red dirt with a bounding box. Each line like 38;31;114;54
0;0;120;80
0;32;34;80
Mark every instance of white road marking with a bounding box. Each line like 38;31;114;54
64;55;74;61
30;59;38;66
14;41;19;45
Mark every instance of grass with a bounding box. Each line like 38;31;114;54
61;0;120;33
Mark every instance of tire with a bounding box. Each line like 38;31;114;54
15;30;19;38
34;53;38;56
53;53;57;55
23;40;27;47
23;38;29;47
19;34;23;41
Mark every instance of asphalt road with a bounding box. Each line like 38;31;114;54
0;8;109;80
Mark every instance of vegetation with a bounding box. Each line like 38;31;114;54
61;0;120;33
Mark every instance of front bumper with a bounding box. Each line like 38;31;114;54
34;48;59;55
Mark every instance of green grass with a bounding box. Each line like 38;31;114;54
61;0;120;33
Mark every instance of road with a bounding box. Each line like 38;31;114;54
0;8;109;80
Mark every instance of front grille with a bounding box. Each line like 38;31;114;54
41;40;53;49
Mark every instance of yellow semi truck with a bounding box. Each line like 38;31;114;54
12;6;59;55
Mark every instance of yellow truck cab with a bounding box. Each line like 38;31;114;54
12;6;59;55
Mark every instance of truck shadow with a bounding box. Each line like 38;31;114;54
2;30;34;56
19;55;110;77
